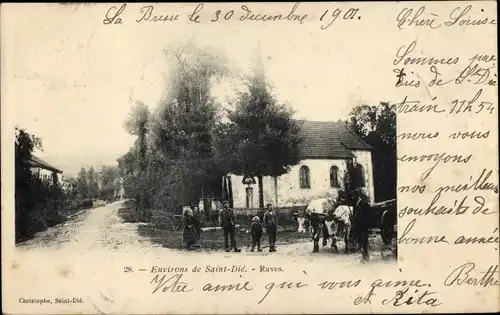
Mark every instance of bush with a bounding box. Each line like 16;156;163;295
150;210;182;231
80;199;94;209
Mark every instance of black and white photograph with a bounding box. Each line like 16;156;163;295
13;21;397;266
2;2;497;315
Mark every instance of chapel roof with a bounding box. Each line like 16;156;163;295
298;120;372;159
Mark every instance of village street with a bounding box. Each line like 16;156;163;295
11;201;396;315
17;200;160;254
17;200;393;265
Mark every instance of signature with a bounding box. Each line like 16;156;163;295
444;262;499;287
382;287;442;307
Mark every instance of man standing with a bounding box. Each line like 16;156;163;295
308;213;322;253
263;204;278;252
353;195;370;263
191;204;202;242
219;201;241;252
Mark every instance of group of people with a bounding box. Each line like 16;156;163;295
250;203;279;252
182;194;378;264
182;201;279;253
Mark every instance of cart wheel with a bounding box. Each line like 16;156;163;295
381;228;393;245
380;211;393;245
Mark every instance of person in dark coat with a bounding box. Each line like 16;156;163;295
219;201;241;252
352;195;370;263
263;204;278;252
308;213;323;253
183;208;197;250
191;204;202;241
250;216;263;252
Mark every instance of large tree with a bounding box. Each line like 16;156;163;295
347;102;397;201
227;55;302;208
124;101;150;173
146;43;229;212
123;101;150;217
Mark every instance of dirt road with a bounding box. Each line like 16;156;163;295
17;200;394;264
17;200;160;253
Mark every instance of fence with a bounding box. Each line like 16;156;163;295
148;206;307;232
233;206;306;232
233;206;306;215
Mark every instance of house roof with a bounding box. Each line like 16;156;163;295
29;156;63;173
298;120;372;159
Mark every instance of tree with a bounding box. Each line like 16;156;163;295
15;127;43;241
117;148;136;177
227;54;302;208
76;167;89;199
123;102;151;217
347;102;396;201
146;43;230;212
334;158;369;207
87;167;99;199
124;101;150;174
99;166;118;200
117;147;137;200
15;127;65;242
61;176;78;199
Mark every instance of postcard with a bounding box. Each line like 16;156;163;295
1;2;498;314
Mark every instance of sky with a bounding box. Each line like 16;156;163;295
3;2;481;175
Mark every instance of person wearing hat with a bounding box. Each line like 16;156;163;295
191;203;202;242
250;216;263;252
183;208;197;250
263;203;278;252
352;194;370;263
219;201;241;252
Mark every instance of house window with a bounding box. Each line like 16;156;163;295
330;166;340;188
299;166;310;189
355;164;365;187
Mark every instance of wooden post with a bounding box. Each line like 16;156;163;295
274;176;278;206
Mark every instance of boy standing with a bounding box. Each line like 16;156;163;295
250;216;263;252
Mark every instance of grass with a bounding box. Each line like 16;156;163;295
117;203;310;251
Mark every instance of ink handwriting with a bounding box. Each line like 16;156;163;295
150;274;193;294
396;5;496;30
444;263;499;287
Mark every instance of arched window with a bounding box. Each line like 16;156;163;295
299;166;310;189
330;166;340;188
355;164;365;187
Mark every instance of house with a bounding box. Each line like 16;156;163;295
228;120;375;208
28;155;63;186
